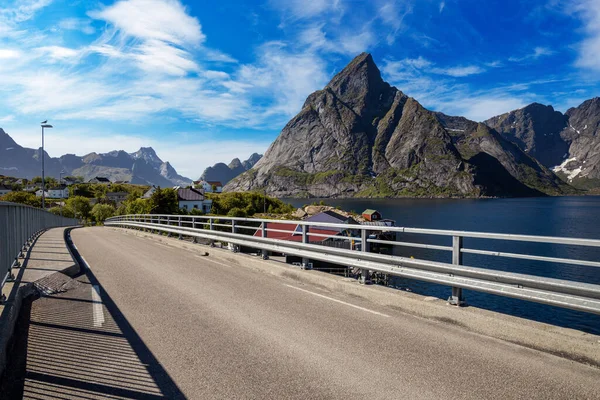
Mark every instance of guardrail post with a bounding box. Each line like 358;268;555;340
231;220;239;253
301;225;311;270
178;216;182;240
360;228;371;284
209;218;215;247
448;235;466;306
261;222;269;260
192;217;198;243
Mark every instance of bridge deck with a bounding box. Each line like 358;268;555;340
2;226;600;399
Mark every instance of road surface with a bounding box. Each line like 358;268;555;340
30;227;600;399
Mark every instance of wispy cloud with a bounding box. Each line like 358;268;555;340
573;0;600;71
431;65;485;77
509;46;555;62
58;18;96;35
381;57;535;121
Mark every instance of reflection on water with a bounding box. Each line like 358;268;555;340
285;196;600;334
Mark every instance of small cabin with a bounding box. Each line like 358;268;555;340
362;209;382;222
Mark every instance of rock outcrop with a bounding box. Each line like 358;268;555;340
225;53;571;198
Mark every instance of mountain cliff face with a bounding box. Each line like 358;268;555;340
487;98;600;188
0;128;191;186
225;53;571;198
484;103;569;168
199;153;262;184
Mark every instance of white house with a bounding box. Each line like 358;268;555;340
192;180;222;193
0;185;13;196
48;185;70;199
177;188;212;213
35;189;50;198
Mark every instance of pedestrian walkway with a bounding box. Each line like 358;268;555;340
1;228;183;399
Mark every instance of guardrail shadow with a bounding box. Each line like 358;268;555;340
1;236;186;399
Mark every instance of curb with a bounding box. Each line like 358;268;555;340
0;227;81;381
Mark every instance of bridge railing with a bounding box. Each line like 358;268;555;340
0;202;78;300
105;214;600;315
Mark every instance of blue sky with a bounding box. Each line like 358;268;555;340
0;0;599;178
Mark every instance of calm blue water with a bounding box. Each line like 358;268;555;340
285;196;600;335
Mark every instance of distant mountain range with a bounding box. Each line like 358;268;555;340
485;99;600;189
199;153;262;185
225;53;574;198
0;129;191;187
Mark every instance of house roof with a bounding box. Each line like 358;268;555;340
90;177;111;182
107;191;128;196
49;185;67;190
253;222;340;242
177;188;205;201
302;210;358;233
362;209;379;215
206;181;222;186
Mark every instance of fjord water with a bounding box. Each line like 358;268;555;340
285;196;600;334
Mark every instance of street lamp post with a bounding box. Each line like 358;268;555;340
59;170;65;217
40;121;53;209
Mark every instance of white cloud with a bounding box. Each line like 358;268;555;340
573;0;600;71
89;0;205;46
0;0;53;23
0;49;21;59
377;0;413;44
431;65;485;77
58;18;96;35
271;0;343;20
236;42;329;117
509;46;555;62
439;1;445;13
36;46;80;60
381;57;532;121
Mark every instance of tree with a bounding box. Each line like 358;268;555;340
149;187;179;214
66;196;92;219
124;198;152;214
0;192;41;207
91;204;115;223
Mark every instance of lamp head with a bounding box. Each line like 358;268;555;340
41;124;53;128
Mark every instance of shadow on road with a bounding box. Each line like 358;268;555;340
1;231;186;399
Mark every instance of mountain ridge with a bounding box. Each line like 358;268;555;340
0;128;191;186
199;153;262;185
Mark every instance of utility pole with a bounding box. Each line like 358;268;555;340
40;121;53;209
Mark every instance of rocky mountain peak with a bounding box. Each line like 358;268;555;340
131;147;162;166
321;52;393;117
228;158;243;169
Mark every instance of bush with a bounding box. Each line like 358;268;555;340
91;204;116;223
209;192;294;216
66;196;92;219
227;207;247;217
0;192;41;207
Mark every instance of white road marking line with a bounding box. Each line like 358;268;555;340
91;285;105;327
284;284;390;317
196;256;232;268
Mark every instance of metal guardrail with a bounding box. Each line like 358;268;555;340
0;202;78;300
105;214;600;315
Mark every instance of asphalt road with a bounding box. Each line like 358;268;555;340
60;227;600;399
